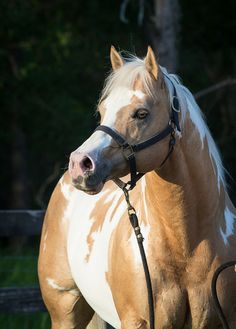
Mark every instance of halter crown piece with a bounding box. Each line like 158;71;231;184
95;83;181;190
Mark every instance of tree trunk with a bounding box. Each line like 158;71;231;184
144;0;181;73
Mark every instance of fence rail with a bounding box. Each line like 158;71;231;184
0;287;46;313
0;210;45;236
0;210;46;314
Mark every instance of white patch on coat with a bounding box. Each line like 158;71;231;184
59;177;75;224
78;130;112;162
66;184;126;328
133;90;145;99
102;87;145;127
220;207;236;245
60;177;72;201
43;231;48;252
46;277;80;296
141;176;148;218
47;277;66;291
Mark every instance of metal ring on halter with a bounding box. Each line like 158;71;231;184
171;96;181;113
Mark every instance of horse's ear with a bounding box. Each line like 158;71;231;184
110;46;124;71
145;46;158;80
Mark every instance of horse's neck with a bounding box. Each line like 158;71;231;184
144;118;230;255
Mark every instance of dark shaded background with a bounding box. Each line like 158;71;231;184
1;0;236;210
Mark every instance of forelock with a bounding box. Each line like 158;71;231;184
99;54;157;104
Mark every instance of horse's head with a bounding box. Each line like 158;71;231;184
69;46;172;194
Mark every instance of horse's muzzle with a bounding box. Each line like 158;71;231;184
69;151;106;194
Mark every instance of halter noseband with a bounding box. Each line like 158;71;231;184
95;85;181;190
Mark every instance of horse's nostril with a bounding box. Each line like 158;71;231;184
81;156;94;172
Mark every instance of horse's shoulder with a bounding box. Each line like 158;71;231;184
44;171;71;225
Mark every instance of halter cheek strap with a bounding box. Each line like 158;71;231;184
95;125;139;189
95;86;181;190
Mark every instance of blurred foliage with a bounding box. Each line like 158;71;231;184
0;0;236;207
0;0;145;207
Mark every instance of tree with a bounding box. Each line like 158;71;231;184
144;0;180;72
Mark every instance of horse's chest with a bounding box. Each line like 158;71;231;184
67;190;126;328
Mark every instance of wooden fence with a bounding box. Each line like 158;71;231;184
0;210;45;237
0;210;46;313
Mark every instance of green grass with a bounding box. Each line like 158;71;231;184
0;313;50;329
0;247;51;329
0;255;38;287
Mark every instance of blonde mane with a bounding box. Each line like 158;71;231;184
100;55;156;103
99;53;225;189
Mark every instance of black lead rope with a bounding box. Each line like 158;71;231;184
211;261;236;329
117;184;155;329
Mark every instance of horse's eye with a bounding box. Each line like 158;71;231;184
133;109;149;120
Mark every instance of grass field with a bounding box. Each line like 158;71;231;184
0;246;51;329
0;313;50;329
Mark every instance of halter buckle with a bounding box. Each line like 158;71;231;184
122;144;135;160
169;119;176;130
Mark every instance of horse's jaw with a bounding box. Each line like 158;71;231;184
72;181;104;195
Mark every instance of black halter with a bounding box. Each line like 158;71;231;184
95;86;181;190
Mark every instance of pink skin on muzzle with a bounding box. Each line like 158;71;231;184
69;151;95;180
68;131;114;194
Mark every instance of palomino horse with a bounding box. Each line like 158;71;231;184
38;46;236;328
